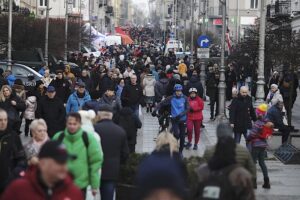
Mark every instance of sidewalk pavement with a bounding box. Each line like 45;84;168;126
139;99;300;200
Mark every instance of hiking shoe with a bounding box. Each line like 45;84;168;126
193;145;198;150
186;142;192;150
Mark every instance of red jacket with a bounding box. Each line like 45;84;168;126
1;166;83;200
187;96;204;121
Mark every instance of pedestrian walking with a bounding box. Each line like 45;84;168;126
50;70;71;103
115;107;142;153
94;105;129;200
0;109;26;194
1;141;83;200
247;103;273;189
24;119;49;165
154;72;169;102
184;75;204;98
66;82;91;114
229;86;256;143
24;92;37;137
186;88;204;150
53;113;103;198
206;71;219;120
142;70;156;113
36;86;66;138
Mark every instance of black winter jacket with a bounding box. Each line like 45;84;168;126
94;119;129;181
36;96;66;137
184;76;204;98
50;78;71;103
154;78;169;102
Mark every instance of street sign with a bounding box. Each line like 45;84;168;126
197;48;210;59
197;35;211;48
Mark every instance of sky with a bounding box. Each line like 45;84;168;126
131;0;150;16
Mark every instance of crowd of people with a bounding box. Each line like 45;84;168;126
0;28;299;199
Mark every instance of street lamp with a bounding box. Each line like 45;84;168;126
64;0;69;62
44;0;50;66
255;0;266;105
217;0;227;119
7;0;12;69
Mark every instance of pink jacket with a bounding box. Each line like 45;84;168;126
187;96;204;121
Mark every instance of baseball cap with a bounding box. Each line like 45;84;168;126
47;86;56;93
38;141;76;164
77;81;86;88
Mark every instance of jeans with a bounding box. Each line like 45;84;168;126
234;132;247;143
279;125;290;144
100;180;115;200
171;120;186;153
187;120;201;145
251;147;269;178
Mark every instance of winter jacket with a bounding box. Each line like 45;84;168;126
36;96;66;137
98;74;114;97
143;74;156;97
121;83;143;107
247;118;269;148
99;94;122;114
50;78;71;103
266;89;283;106
206;73;218;100
116;85;124;98
178;63;187;75
1;166;83;200
66;91;91;114
184;76;204;98
77;76;93;92
0;129;26;193
187;96;204;121
155;94;189;122
266;105;285;129
154;78;169;101
0;94;26;123
229;95;256;133
196;164;255;200
204;144;256;180
94;119;129;181
53;128;103;189
24;96;37;120
115;107;142;145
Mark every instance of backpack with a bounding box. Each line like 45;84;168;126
57;131;89;148
195;165;239;200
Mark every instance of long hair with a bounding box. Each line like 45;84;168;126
0;85;12;102
208;136;237;170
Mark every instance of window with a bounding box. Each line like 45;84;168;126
250;0;258;9
73;0;76;8
39;0;47;6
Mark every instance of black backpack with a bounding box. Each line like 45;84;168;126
57;131;89;148
195;165;239;200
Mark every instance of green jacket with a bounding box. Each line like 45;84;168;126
203;144;256;179
53;128;103;189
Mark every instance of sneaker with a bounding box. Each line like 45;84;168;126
193;145;198;150
186;142;192;150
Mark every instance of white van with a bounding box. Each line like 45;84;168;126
164;40;183;55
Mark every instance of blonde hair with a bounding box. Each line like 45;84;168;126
155;131;179;155
29;119;48;132
0;85;12;102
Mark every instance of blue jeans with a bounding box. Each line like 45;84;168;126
234;132;247;143
251;147;269;178
171;120;186;153
100;180;115;200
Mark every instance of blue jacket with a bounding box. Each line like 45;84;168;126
155;94;189;121
38;68;45;76
66;91;91;113
266;105;285;129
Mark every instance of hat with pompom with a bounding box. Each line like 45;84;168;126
256;103;268;116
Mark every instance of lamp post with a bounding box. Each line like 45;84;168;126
7;0;13;70
79;0;82;51
255;0;266;105
190;0;195;60
217;0;227;119
44;0;50;66
64;0;69;62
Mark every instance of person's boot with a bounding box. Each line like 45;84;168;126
253;178;257;189
149;106;153;113
262;177;271;189
193;144;198;150
186;142;192;150
146;107;149;113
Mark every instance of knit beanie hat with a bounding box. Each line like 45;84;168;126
256;103;268;116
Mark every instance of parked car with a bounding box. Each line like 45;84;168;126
0;62;42;85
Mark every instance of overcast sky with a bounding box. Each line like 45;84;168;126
131;0;150;16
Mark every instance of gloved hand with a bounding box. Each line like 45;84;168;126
190;108;194;113
151;111;157;117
